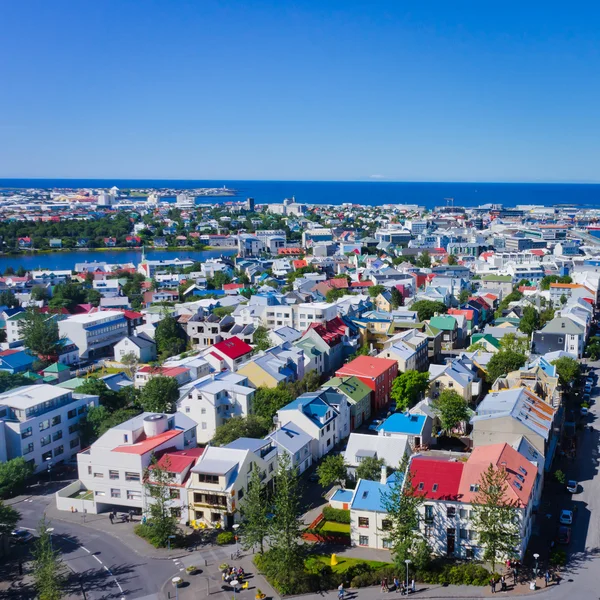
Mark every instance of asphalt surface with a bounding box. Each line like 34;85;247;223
15;493;177;600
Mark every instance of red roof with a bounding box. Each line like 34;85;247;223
223;283;244;290
325;278;349;289
113;429;181;455
351;280;373;288
529;249;546;256
306;316;347;347
138;366;189;378
212;336;253;359
448;308;475;321
122;309;143;320
0;349;21;357
409;456;464;501
292;259;308;269
155;448;204;473
336;355;397;379
278;247;304;255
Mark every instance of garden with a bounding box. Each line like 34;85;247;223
302;507;351;545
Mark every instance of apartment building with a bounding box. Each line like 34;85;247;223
0;384;99;472
58;310;129;360
295;302;338;332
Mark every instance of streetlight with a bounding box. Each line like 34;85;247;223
47;527;55;551
46;458;52;483
533;553;540;578
404;559;411;596
167;534;176;551
230;578;239;600
233;523;240;557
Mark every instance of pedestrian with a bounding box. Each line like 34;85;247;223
383;577;388;592
490;577;496;593
129;509;133;522
513;568;518;586
338;583;344;600
393;577;399;593
501;576;506;591
545;571;550;587
381;578;386;593
411;579;415;593
18;562;23;576
109;512;114;525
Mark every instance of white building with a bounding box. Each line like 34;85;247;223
0;384;98;473
295;302;338;331
58;310;129;360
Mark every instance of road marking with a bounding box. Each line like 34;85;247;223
20;527;36;531
93;555;103;564
104;566;110;572
81;546;91;553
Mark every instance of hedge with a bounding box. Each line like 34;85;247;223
322;506;351;524
217;531;235;545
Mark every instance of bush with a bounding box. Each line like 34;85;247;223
549;549;567;567
217;531;235;545
134;523;183;548
322;506;351;524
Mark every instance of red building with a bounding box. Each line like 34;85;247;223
335;355;398;414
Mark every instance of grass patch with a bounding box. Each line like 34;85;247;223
310;555;391;574
320;521;350;534
69;489;93;501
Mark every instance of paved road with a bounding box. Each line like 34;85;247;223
16;493;177;600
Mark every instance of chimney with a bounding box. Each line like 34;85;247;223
380;464;387;485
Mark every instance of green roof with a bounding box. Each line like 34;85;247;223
481;275;512;282
57;377;88;390
471;333;501;349
6;312;27;321
429;315;458;331
43;375;57;383
325;376;371;403
43;362;70;373
23;371;42;380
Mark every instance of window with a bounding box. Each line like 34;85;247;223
459;508;468;519
125;472;140;482
359;535;369;546
382;539;393;549
127;490;142;500
54;445;64;457
67;409;77;419
381;519;392;531
39;419;50;432
202;422;207;430
418;482;424;491
469;484;479;493
78;406;86;415
88;466;92;475
424;526;433;538
447;506;456;518
42;450;52;462
358;517;369;528
111;489;121;498
201;408;206;414
169;489;180;499
460;528;468;539
52;430;63;442
424;505;434;524
269;463;274;472
21;427;32;439
109;470;119;480
95;491;106;497
23;443;34;455
238;488;244;500
68;423;79;434
185;406;190;413
40;435;51;447
197;473;219;484
70;438;80;449
326;423;331;432
432;484;438;492
123;434;128;443
466;548;474;559
51;415;61;426
94;472;104;478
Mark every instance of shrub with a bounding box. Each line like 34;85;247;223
554;469;566;484
134;523;183;548
549;549;567;567
217;531;235;545
322;506;351;524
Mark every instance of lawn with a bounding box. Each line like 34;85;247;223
69;489;93;501
320;521;351;534
310;555;391;573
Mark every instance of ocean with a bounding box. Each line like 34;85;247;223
1;179;600;209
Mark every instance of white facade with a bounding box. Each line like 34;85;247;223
295;303;338;331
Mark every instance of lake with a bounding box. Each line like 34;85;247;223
0;248;237;274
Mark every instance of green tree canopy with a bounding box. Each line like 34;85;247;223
79;406;142;446
390;287;403;309
540;275;572;290
316;454;348;488
447;254;458;266
33;517;65;600
518;305;540;336
409;300;448;322
415;251;431;269
368;284;386;298
0;500;19;535
391;370;430;411
551;356;580;388
431;390;470;435
240;464;270;553
20;309;61;358
212;415;271;446
0;372;33;393
326;287;346;303
356;456;385;481
499;332;529;354
212;305;235;318
75;379;126;412
253;387;294;421
485;350;527;383
253;325;272;352
48;283;86;310
139;376;180;413
0;290;19;308
0;457;33;498
154;313;186;359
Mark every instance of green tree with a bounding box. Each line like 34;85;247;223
240;463;270;553
154;312;186;359
212;415;271;446
431;390;470;435
356;456;385;481
0;457;34;498
499;333;529;354
409;300;448;322
253;387;294;421
209;271;233;289
485;350;527;383
85;288;102;307
316;454;348;488
79;406;141;446
0;372;33;393
471;463;521;572
539;306;555;328
447;254;458;266
0;500;19;535
120;351;140;380
391;371;430;411
518;306;539;336
31;286;50;302
268;452;304;587
540;275;572;291
212;305;235;318
143;455;178;547
253;326;272;352
48;283;86;310
349;342;370;360
368;284;386;298
139;376;180;413
0;290;19;308
326;288;346;303
560;294;567;305
587;337;600;360
20;309;61;358
32;517;64;600
415;250;431;269
458;288;470;305
552;356;580;388
390;287;403;309
75;378;125;412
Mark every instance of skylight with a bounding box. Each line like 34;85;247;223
362;491;369;499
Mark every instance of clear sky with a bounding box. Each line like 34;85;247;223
1;1;600;182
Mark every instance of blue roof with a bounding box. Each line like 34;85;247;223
85;317;127;332
0;351;35;372
331;489;354;503
377;412;426;435
350;477;392;512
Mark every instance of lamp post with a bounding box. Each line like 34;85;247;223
231;579;239;600
233;523;240;557
404;559;411;596
533;553;540;578
167;534;176;551
46;458;53;483
47;527;55;551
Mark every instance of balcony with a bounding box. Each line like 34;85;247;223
192;493;228;509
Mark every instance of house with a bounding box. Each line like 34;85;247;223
113;334;157;363
0;349;35;374
428;356;481;404
134;365;191;389
296;316;350;376
343;432;410;478
336;356;398;415
49;238;62;249
103;237;117;247
41;362;71;384
237;343;304;388
377;412;433;449
56;338;80;366
18;237;32;249
275;388;350;460
324;376;372;430
187;438;277;528
177;371;255;444
268;423;313;474
0;384;99;472
5;310;27;343
374;291;394;312
531;317;585;358
377;340;420;374
202;336;253;372
429;315;459;350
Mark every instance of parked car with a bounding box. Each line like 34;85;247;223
558;525;571;545
11;529;34;544
560;509;574;525
581;406;589;417
584;384;592;393
567;480;578;493
583;393;591;403
368;419;382;431
586;377;594;386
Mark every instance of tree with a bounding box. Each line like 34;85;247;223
381;457;426;566
209;271;233;289
120;351;140;380
326;288;346;303
368;284;386;298
0;290;19;308
317;454;348;488
552;356;580;388
85;288;102;307
470;463;521;572
139;376;180;413
499;333;529;355
519;306;539;336
391;371;430;411
390;287;403;309
539;306;555;328
240;464;270;553
20;309;61;358
458;288;470;305
0;457;34;498
349;342;370;360
154;312;186;359
212;305;235;318
31;286;50;302
415;251;431;269
75;379;125;412
560;294;567;305
0;372;32;393
268;452;304;585
32;517;64;600
431;390;470;435
485;350;527;383
0;500;19;535
48;283;86;310
253;326;272;352
253;387;294;420
447;254;458;266
587;337;600;360
356;456;385;481
143;455;178;547
212;415;271;446
79;406;141;446
409;300;447;322
540;275;572;291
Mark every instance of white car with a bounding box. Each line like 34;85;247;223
559;509;574;525
567;480;578;494
581;407;589;417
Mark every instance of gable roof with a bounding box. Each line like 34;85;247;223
409;456;464;501
336;355;397;380
212;336;253;359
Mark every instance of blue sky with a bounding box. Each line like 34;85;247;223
1;1;600;182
